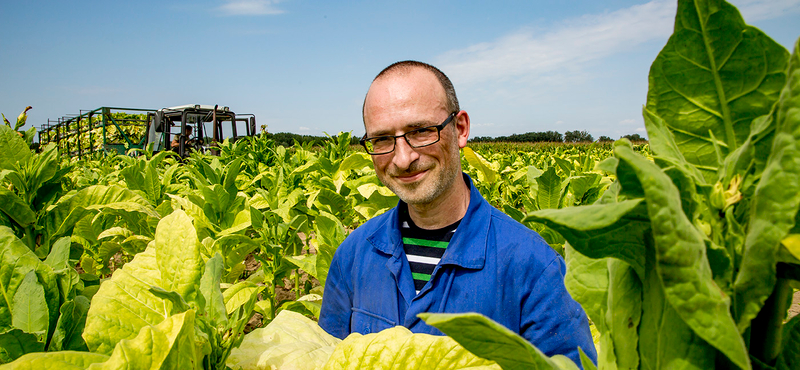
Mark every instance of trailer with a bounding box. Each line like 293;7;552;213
39;105;256;158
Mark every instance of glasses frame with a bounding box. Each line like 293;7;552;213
360;112;458;155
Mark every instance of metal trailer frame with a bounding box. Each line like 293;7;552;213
38;107;155;158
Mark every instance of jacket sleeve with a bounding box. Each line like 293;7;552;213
520;255;597;368
318;254;352;339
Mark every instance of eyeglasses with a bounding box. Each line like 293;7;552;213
360;112;457;155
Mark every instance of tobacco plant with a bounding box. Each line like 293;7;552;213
0;230;93;363
523;0;800;368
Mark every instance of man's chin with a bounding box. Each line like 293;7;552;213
391;183;444;206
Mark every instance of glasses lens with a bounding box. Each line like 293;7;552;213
366;137;394;153
406;127;440;147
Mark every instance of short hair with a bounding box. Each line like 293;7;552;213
363;61;460;121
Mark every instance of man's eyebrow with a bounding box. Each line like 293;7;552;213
368;121;434;137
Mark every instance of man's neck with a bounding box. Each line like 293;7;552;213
406;176;470;230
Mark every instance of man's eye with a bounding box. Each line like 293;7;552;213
407;127;437;138
372;137;392;144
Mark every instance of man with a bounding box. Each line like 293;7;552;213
319;61;596;365
171;125;196;152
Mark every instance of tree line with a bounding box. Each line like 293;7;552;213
257;130;647;147
470;130;647;143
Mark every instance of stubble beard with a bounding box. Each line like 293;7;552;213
378;142;462;207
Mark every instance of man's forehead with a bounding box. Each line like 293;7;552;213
365;70;445;114
371;67;441;94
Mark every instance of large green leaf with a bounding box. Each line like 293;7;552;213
0;310;201;370
324;319;500;370
308;188;348;217
199;254;227;328
47;296;90;352
155;210;203;305
536;167;563;210
337;152;372;174
0;351;108;370
84;210;212;355
0;125;31;171
614;142;749;369
638;241;715;370
463;147;497;183
562;245;617;369
0;329;43;364
43;236;71;273
98;310;202;370
605;259;641;370
734;37;800;332
420;312;574;370
285;254;319;282
11;270;49;336
27;144;60;202
43;185;158;244
0;188;35;227
562;244;608;334
526;199;647;277
82;246;167;354
227;310;341;370
646;0;789;180
0;227;48;332
312;211;347;287
222;158;242;195
222;281;263;316
143;161;161;204
642;108;707;186
568;174;601;204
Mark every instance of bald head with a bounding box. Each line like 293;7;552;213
363;61;459;124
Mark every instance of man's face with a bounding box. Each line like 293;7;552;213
363;69;464;206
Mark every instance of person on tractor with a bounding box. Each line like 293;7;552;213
171;125;197;153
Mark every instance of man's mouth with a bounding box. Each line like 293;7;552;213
394;170;427;183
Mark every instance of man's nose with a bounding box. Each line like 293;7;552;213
392;137;419;170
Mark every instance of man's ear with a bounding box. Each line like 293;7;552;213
455;111;470;149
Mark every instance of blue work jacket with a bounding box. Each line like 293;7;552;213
319;174;597;366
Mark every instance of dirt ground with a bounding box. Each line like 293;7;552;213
789;290;800;320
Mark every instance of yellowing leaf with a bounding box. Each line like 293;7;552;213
463;147;497;183
781;234;800;261
222;281;264;315
227;310;339;370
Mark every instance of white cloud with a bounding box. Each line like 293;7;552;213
731;0;800;22
218;0;285;16
619;118;636;125
635;127;646;132
437;0;675;85
556;120;565;125
298;126;310;131
437;0;799;86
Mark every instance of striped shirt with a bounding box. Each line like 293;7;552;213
400;208;460;295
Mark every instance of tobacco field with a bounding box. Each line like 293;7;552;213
2;0;800;369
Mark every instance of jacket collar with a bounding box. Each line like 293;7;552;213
368;173;489;270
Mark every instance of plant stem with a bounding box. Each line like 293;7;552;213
22;225;37;252
748;276;792;365
295;270;300;300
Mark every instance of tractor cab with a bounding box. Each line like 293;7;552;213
147;104;256;157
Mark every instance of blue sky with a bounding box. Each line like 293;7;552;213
1;0;798;140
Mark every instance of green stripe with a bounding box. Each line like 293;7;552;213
402;237;449;249
412;272;432;281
